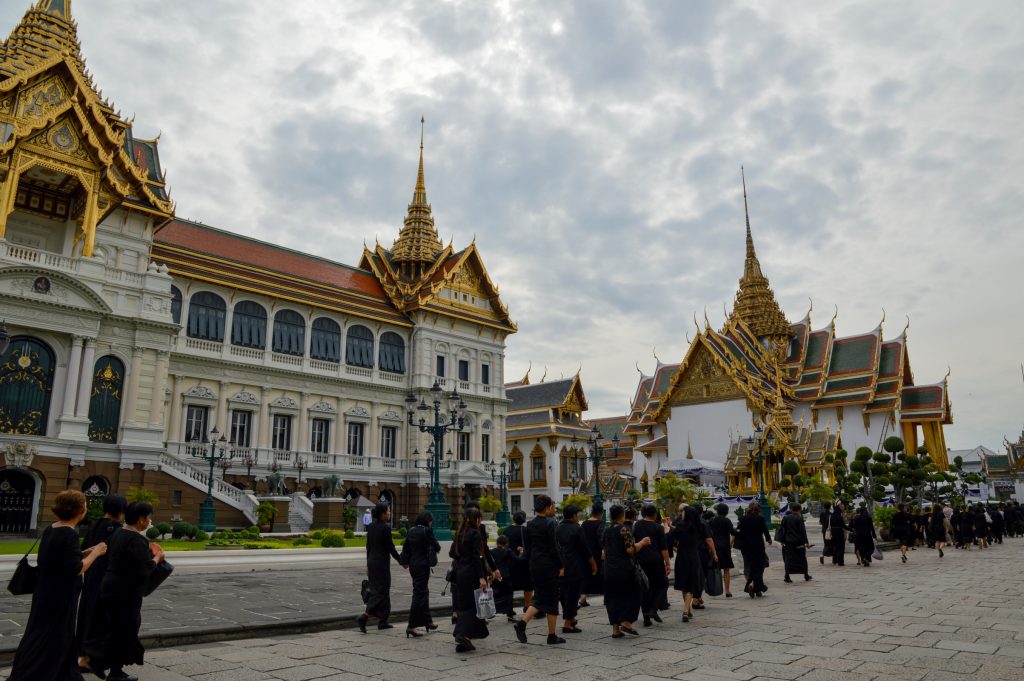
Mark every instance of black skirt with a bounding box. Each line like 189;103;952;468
365;558;392;618
530;568;559;616
714;541;734;569
603;576;641;625
673;551;702;594
582;559;604;595
782;543;808;575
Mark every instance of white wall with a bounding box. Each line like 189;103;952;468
665;399;752;465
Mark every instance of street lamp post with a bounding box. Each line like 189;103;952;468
295;455;306;486
193;426;232;532
405;380;467;541
488;454;511;526
572;424;623;526
747;425;776;530
241;452;256;486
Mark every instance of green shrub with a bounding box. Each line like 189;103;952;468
171;521;190;539
243;543;261;550
247;525;260;535
344;529;354;539
391;531;402;539
186;524;199;539
292;537;313;546
156;522;172;538
195;530;209;542
125;486;159;508
309;529;326;539
321;533;346;548
497;525;506;536
398;527;408;538
145;526;161;540
873;505;897;530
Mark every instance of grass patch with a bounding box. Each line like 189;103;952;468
0;536;369;555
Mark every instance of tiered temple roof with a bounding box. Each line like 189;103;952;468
506;375;590;441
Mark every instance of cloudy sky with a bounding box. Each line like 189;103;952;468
5;1;1021;450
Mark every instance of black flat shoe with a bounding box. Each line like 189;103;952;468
455;636;475;652
426;623;439;631
682;614;689;622
651;612;662;623
451;614;458;624
693;604;705;610
547;634;566;645
378;622;394;630
514;620;527;643
88;662;108;680
562;626;582;633
784;575;793;583
612;632;625;638
819;555;825;565
578;600;590;608
804;574;812;581
621;626;639;636
357;615;368;634
725;592;733;597
107;674;137;681
643;616;652;627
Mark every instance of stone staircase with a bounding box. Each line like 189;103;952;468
158;451;259;525
288;493;313;534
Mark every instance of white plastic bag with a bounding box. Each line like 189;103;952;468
474;586;497;620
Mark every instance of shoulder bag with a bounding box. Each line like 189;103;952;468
823;515;833;541
6;537;41;596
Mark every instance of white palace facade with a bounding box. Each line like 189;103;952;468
0;1;513;532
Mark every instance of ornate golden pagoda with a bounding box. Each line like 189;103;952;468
732;168;792;360
391;117;443;281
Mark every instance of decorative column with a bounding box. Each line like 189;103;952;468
167;374;184;442
61;335;84;417
258;386;271;449
333;403;346;459
216;381;230;432
297;392;310;454
74;339;97;419
148;351;170;429
121;347;144;425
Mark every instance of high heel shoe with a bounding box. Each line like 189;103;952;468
426;623;439;631
356;615;368;634
378;621;394;630
406;628;423;638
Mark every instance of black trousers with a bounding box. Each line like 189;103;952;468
559;577;581;622
829;534;846;565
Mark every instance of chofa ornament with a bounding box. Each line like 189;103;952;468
3;441;36;468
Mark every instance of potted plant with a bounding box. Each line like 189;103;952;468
873;505;896;541
478;495;503;520
256;501;277;532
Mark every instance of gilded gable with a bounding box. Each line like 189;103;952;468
668;344;746;406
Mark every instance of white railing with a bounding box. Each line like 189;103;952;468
309;358;339;372
273;450;292;463
350;455;365;467
482;385;491;393
291;492;314;525
185;337;223;353
459;381;471;391
312;453;330;465
379;370;405;384
345;365;372;378
382;458;397;469
230;345;265;361
271;352;303;367
158;451;258;525
2;242;80;274
104;268;143;286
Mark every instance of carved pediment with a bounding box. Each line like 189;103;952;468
271;395;298;410
230;390;259;404
378;408;402;422
669;345;746;406
185;385;217;400
310;400;336;414
347;405;370;419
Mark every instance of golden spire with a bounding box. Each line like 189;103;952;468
687;436;694;459
732;167;792;352
391;116;443;277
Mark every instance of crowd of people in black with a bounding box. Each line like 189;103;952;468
7;490;165;681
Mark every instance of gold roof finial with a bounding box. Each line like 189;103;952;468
687;435;694;459
391;116;443;270
732;167;791;344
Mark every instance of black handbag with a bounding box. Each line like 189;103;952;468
6;537;41;596
360;579;372;604
633;560;649;591
144;559;174;597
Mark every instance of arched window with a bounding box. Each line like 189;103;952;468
231;301;267;349
170;286;182;324
187;291;226;341
310;318;341;362
345;325;374;368
272;310;305;356
87;356;125;443
0;336;55;436
378;332;406;374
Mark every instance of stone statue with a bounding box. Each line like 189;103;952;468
266;472;285;496
323;474;343;498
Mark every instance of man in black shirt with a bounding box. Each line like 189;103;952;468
514;496;564;645
555;505;597;634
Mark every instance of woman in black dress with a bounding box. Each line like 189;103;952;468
401;511;441;637
892;503;915;563
358;504;405;632
578;502;604;607
452;508;489;653
78;494;126;671
8;490;107;681
709;503;737;597
929;504;948;557
670;504;716;620
504;510;533;610
632;505;670;627
602;504;648;637
779;504;811;582
513;495;564;645
90;501;165;681
851;507;876;566
827;502;850;565
736;501;772;597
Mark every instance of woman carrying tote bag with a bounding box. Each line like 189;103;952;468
7;490;107;681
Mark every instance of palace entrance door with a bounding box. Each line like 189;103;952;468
0;469;35;533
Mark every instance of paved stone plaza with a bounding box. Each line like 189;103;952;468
4;540;1020;681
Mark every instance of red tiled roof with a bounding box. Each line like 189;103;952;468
156;220;387;298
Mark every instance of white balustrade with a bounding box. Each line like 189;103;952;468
459;381;471;391
309;358;339;372
379;370;405;384
271;352;303;367
185;337;223;354
345;365;372;378
229;345;265;361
